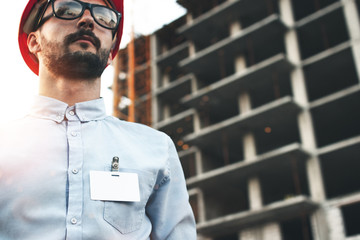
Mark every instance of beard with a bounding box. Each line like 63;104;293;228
40;30;111;80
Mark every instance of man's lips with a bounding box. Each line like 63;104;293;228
65;30;101;50
73;35;96;47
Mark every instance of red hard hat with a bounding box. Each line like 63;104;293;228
18;0;124;75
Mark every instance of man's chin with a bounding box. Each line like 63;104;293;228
59;50;110;79
71;50;97;59
69;42;97;54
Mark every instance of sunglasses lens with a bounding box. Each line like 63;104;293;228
93;6;118;29
54;0;82;19
51;0;119;30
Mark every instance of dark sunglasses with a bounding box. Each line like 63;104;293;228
36;0;121;31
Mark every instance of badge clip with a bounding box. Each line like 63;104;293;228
111;156;119;172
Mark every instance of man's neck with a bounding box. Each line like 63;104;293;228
38;70;101;106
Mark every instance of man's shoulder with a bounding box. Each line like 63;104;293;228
104;117;173;151
0;117;33;144
0;117;28;132
105;116;168;139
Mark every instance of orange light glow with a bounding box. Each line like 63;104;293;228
264;127;272;133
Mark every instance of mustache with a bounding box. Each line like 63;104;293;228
64;29;101;49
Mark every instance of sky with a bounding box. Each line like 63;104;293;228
0;0;186;124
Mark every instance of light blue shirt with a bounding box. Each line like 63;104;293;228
0;96;196;240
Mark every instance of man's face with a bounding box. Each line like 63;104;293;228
36;0;114;80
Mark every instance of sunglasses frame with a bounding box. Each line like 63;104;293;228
36;0;121;32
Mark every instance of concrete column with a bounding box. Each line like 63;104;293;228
161;44;168;55
186;12;193;25
162;72;170;87
189;41;196;58
279;1;328;240
240;223;283;240
279;0;295;26
150;34;160;125
230;20;242;36
197;235;212;240
302;109;326;203
297;111;317;150
342;0;360;82
280;4;309;106
280;0;326;197
188;188;206;223
327;207;346;240
194;147;203;174
310;207;330;240
232;20;247;78
193;110;201;133
243;131;262;210
238;91;280;239
290;68;308;106
262;222;283;240
191;75;199;92
281;0;326;202
248;177;263;210
240;227;261;240
163;104;170;120
286;30;326;203
239;92;263;210
238;92;252;114
243;133;256;160
235;55;247;75
306;156;326;201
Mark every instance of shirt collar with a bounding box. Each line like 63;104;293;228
29;95;107;123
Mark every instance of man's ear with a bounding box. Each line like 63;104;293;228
107;51;113;66
27;32;41;57
108;36;118;65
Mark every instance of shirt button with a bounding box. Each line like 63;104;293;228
56;115;63;121
71;132;77;137
72;169;79;174
69;111;75;116
71;218;77;224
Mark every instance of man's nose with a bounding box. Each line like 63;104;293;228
77;9;94;30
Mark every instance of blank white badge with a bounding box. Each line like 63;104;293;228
90;171;140;202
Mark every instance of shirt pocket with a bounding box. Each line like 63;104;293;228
103;168;155;234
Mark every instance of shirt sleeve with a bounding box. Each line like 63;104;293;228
146;135;197;240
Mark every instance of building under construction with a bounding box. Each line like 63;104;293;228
112;35;152;126
113;0;360;239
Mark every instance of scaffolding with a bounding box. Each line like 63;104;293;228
112;35;152;126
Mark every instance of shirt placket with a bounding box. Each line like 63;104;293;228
66;108;83;240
